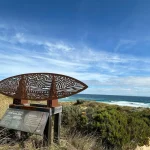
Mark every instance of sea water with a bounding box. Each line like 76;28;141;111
60;94;150;108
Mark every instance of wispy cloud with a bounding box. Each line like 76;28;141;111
83;77;150;96
14;33;27;43
84;77;150;87
83;86;150;96
0;24;150;96
45;42;74;52
114;39;137;53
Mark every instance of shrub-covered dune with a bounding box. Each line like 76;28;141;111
0;95;150;150
61;100;150;150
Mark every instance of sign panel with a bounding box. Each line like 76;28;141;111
53;106;62;114
0;108;49;135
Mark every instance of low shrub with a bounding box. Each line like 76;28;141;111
74;99;86;105
62;102;150;150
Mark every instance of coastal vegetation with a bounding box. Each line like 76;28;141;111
62;100;150;149
0;95;150;149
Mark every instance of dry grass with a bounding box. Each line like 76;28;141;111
0;94;13;119
61;128;104;150
0;126;103;150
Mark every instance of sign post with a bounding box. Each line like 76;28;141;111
0;73;88;146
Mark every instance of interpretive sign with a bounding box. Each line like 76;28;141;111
0;72;88;145
0;108;49;135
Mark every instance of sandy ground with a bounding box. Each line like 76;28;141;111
136;139;150;150
136;145;150;150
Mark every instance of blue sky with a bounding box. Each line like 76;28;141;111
0;0;150;96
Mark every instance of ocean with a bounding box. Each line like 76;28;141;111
60;94;150;108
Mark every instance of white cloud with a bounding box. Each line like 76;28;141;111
83;77;150;96
14;33;26;43
45;42;74;52
83;85;150;96
84;77;150;87
0;26;150;96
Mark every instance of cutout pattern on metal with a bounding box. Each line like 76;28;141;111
0;73;88;100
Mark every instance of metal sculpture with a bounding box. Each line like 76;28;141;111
0;73;88;145
0;73;88;101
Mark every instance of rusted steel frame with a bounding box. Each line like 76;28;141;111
47;75;59;107
0;72;88;146
9;104;50;112
30;103;47;107
0;73;88;101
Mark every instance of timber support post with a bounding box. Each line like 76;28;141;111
54;111;61;144
44;110;53;146
44;100;62;146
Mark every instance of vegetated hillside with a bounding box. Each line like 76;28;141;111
0;95;150;150
61;100;150;150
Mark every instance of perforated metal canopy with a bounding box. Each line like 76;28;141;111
0;73;88;101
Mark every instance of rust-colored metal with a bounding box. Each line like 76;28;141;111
13;99;28;105
9;104;42;111
21;99;28;104
47;99;59;108
0;73;88;101
9;104;50;111
47;76;59;107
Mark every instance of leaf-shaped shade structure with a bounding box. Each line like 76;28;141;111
0;73;88;101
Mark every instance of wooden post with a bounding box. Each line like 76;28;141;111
44;109;52;146
54;112;61;144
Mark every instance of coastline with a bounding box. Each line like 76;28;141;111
60;94;150;108
60;99;150;108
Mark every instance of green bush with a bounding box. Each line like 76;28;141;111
62;105;81;128
92;109;129;149
62;102;150;149
74;99;86;105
